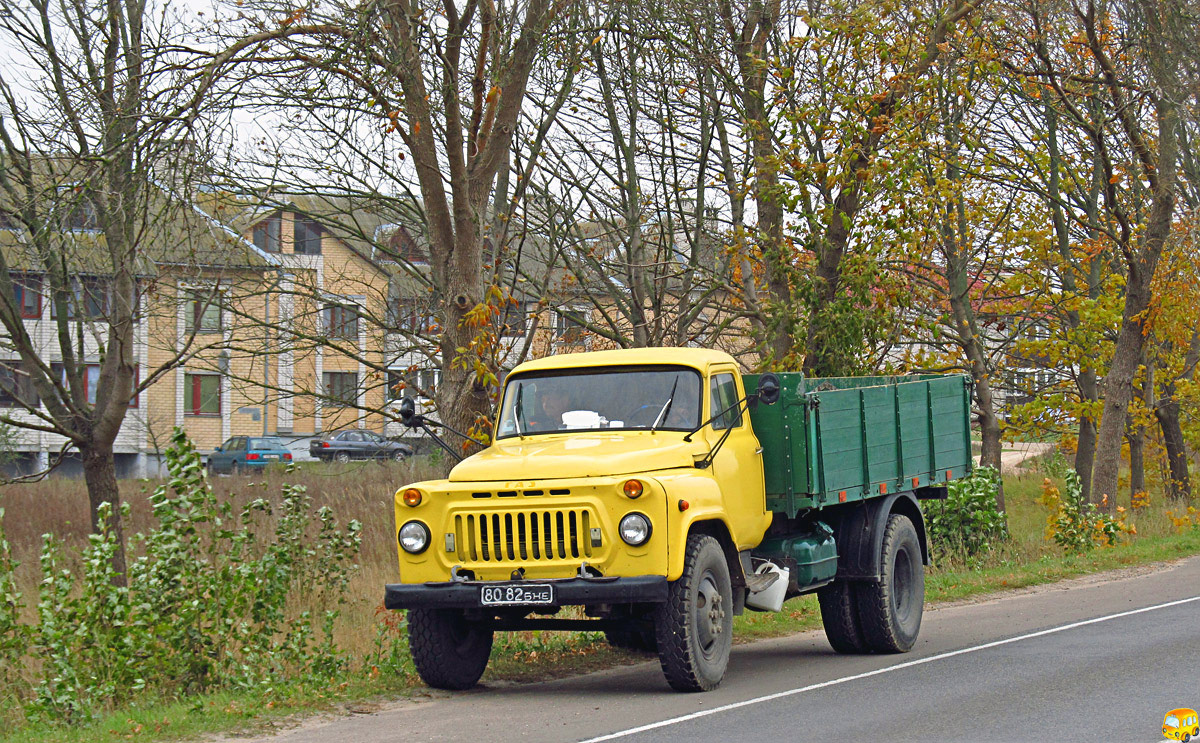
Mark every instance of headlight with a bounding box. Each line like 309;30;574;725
398;520;430;554
618;513;652;546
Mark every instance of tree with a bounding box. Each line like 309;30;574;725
230;0;573;439
0;0;253;578
996;0;1191;507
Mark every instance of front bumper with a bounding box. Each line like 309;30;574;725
383;575;668;610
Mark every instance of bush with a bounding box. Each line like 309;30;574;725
925;466;1008;556
1040;470;1130;554
3;428;362;724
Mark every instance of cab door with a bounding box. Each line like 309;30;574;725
706;366;768;548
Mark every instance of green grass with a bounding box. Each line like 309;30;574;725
3;467;1199;743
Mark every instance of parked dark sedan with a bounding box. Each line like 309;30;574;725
310;430;414;463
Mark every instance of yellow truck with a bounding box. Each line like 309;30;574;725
385;347;972;692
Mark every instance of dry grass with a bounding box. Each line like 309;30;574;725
0;457;450;656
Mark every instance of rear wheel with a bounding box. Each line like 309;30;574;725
817;581;869;654
334;451;351;464
654;534;733;692
854;514;924;653
407;608;494;690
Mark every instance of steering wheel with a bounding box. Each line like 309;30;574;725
624;403;661;428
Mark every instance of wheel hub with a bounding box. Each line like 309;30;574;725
696;573;726;653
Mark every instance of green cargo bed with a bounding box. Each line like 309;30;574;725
745;374;973;517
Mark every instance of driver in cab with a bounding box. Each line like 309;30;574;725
527;386;573;432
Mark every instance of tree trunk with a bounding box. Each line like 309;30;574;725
1092;279;1154;510
1155;394;1192;501
1074;370;1099;503
1127;423;1144;498
81;442;127;585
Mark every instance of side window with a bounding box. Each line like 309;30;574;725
220;437;237;450
709;373;743;430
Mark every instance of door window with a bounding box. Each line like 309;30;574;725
709;373;743;430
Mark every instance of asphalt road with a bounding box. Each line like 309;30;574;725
239;555;1200;743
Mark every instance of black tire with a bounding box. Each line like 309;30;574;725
654;533;733;692
817;581;869;654
334;451;351;464
604;622;657;653
391;449;407;462
854;514;925;653
407;608;494;690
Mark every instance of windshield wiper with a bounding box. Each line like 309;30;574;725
650;375;680;432
514;382;527;437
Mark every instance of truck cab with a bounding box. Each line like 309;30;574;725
391;348;769;587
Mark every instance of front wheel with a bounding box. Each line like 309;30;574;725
654;533;733;692
391;449;407;462
854;514;925;653
407;608;494;690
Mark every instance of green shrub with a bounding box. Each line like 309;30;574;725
1041;469;1128;554
6;428;363;724
925;466;1008;556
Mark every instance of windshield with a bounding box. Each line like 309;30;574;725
497;366;702;438
1166;716;1179;728
249;438;285;450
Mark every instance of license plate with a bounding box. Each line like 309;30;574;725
480;584;554;606
264;454;279;460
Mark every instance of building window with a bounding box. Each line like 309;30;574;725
394;299;438;335
555;308;586;342
323;371;358;407
0;362;38;407
324;304;359;338
185;291;223;334
185;373;221;415
253;214;281;253
295;217;323;255
499;302;527;338
48;363;138;407
50;277;109;320
386;369;438;400
63;198;98;231
11;274;42;319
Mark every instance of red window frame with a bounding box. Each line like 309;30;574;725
325;304;359;338
185;373;221;416
13;274;42;319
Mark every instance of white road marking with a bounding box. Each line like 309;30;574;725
579;594;1200;742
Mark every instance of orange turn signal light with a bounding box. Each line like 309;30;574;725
623;479;643;499
402;488;422;507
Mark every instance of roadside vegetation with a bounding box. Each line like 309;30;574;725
0;437;1196;743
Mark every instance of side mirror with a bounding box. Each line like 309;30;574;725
756;373;781;406
399;396;417;424
213;446;222;452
